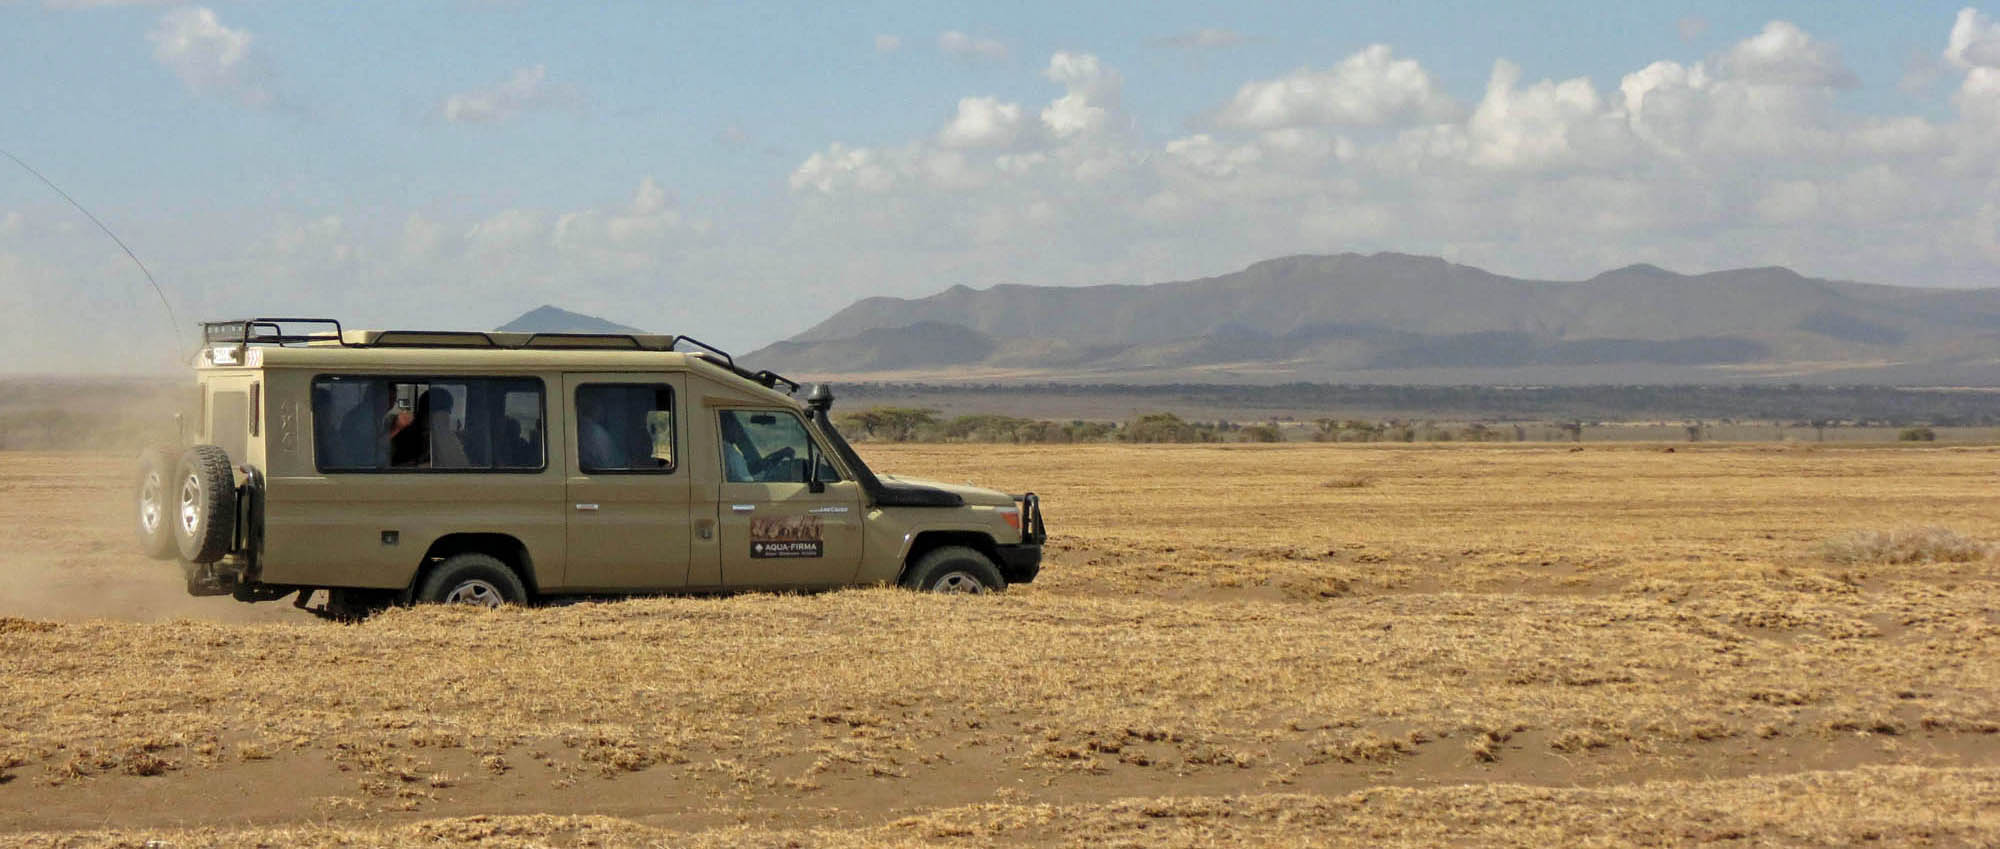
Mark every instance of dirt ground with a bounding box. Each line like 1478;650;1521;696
1;444;1997;847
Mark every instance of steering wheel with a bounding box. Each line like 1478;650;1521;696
748;445;796;479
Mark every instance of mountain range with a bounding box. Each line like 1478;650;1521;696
744;253;2000;385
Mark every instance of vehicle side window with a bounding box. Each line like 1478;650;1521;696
718;410;841;484
576;384;675;474
311;376;544;472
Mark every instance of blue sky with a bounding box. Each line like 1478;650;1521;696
3;2;1998;371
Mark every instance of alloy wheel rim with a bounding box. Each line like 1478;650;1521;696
931;571;988;594
179;474;201;535
139;472;163;534
444;580;504;608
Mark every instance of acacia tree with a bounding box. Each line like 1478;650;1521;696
835;407;939;442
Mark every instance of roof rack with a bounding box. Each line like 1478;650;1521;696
200;318;672;352
672;335;798;394
201;317;801;393
204;318;351;347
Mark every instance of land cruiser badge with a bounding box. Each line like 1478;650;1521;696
751;515;823;558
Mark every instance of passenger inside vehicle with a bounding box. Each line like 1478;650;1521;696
330;383;398;468
426;389;471;468
576;392;621;472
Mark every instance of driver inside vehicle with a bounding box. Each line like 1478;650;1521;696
720;410;811;484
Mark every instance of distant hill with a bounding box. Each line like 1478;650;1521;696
497;305;642;334
748;253;2000;385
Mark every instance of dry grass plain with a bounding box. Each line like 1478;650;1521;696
1;443;1998;847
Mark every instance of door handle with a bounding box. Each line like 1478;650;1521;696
575;503;599;512
730;504;756;513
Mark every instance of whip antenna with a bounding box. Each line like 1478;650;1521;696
2;147;183;355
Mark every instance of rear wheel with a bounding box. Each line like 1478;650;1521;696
417;553;527;608
134;445;180;560
173;445;237;564
900;546;1006;594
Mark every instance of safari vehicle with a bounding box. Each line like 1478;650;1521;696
133;318;1044;617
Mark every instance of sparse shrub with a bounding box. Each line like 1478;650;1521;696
834;407;939;442
1898;427;1936;442
1240;423;1282;443
1063;420;1116;442
1820;527;1992;564
942;414;1036;442
1123;412;1214;443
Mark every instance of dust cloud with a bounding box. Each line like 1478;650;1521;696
0;449;300;624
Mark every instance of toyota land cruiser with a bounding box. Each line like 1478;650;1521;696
133;319;1045;617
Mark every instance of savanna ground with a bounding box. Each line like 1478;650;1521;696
1;443;1997;847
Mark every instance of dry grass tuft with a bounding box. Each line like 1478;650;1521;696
1320;475;1374;488
1820;527;1993;564
0;618;58;635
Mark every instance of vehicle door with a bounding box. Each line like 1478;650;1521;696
714;408;865;588
561;374;691;591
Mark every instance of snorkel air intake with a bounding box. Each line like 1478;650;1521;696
805;384;963;508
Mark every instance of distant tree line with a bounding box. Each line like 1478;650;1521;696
837;382;2000;425
836;409;1576;444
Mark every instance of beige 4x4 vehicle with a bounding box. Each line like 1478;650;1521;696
133;319;1044;617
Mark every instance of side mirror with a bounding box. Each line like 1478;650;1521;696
798;457;824;493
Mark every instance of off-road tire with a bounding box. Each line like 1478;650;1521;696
134;445;181;560
417;553;527;608
173;445;237;564
900;546;1006;594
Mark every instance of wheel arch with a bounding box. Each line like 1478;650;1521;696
896;529;1001;584
416;533;539;598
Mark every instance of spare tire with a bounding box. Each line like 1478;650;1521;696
173;445;237;564
134;445;181;560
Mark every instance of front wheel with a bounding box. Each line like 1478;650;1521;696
900;546;1006;594
416;553;527;608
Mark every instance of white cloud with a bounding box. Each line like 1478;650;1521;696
465;208;546;256
1957;66;2000;125
1946;8;2000;69
1163;134;1261;178
401;214;445;259
874;34;902;53
1212;45;1458;129
1619;59;1708;120
441;65;571;124
1755;179;1821;223
790;143;896;194
937;96;1024;148
1152;28;1247;50
267;215;354;265
0;211;22;238
938;30;1007;60
553;177;700;267
1463;60;1619;170
1716;21;1857;87
146;6;272;107
1041;52;1122;139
